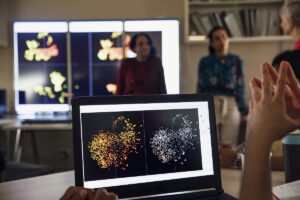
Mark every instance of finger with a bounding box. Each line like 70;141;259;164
70;190;87;200
252;77;262;89
249;77;261;102
94;188;108;199
107;192;118;200
261;62;273;102
60;186;82;200
85;189;94;200
266;62;279;84
249;99;254;112
285;61;300;99
95;189;118;200
274;61;288;102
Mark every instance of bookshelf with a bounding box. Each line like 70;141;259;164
184;0;289;43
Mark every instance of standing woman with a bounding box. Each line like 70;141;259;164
273;0;300;80
116;33;166;95
197;26;248;146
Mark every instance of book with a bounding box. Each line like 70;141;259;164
190;12;207;35
224;12;243;37
199;15;214;35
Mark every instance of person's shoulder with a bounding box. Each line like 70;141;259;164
121;58;135;65
148;56;162;65
199;55;213;64
150;56;161;62
200;55;212;61
273;50;300;65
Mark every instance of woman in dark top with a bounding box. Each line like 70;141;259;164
116;33;166;95
197;26;248;147
273;1;300;81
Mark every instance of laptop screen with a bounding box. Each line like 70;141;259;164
72;94;221;199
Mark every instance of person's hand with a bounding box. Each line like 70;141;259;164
247;62;300;146
60;187;118;200
219;143;237;168
94;188;118;200
251;61;300;120
60;186;94;200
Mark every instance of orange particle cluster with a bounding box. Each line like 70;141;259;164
88;116;140;171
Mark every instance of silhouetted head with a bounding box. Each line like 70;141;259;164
280;1;300;35
129;33;155;59
208;26;229;56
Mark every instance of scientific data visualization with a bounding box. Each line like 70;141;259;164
71;31;162;97
81;109;203;181
17;32;68;104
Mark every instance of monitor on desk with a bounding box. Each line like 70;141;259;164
13;19;180;117
13;21;69;116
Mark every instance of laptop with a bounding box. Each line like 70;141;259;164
72;94;237;200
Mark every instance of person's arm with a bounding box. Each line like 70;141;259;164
240;62;300;200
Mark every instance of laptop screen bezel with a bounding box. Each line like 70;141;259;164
72;94;222;198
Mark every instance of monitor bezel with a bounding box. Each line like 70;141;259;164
71;94;222;199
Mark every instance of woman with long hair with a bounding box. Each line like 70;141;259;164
116;33;166;95
197;26;248;146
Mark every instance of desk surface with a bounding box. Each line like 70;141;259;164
0;117;16;127
2;121;72;131
0;169;285;200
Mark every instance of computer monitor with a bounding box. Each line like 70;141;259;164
13;21;69;116
13;19;180;116
69;19;180;96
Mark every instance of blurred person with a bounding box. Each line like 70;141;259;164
273;0;300;81
116;33;166;95
197;26;248;146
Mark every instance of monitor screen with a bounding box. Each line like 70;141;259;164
13;20;180;115
70;19;179;96
69;21;123;96
13;22;69;115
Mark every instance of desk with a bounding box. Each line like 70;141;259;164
0;169;285;200
2;122;72;162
